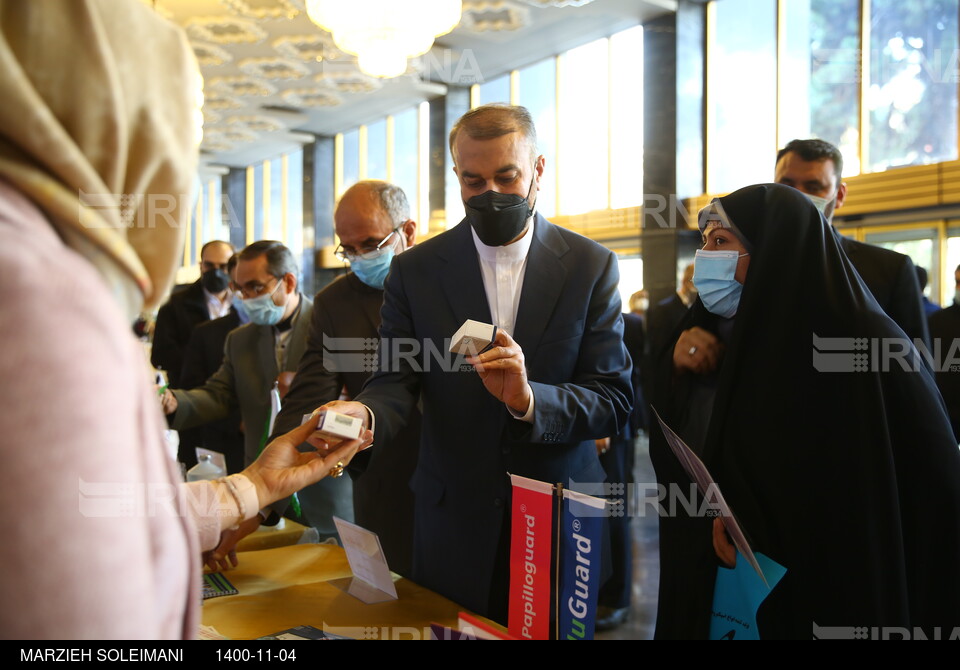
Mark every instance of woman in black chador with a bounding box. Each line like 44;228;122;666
650;183;960;639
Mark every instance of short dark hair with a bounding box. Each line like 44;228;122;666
239;240;298;280
777;139;844;182
226;252;240;275
916;265;928;291
200;239;234;259
449;104;538;164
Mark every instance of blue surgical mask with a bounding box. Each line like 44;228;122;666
693;249;748;319
243;280;285;326
231;292;250;325
351;248;395;290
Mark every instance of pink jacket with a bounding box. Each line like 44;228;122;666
0;181;227;639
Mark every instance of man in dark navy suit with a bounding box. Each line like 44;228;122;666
319;104;633;621
775;138;929;347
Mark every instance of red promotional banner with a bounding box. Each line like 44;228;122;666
508;475;555;640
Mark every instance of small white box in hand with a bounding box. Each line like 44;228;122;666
449;319;498;356
303;409;363;442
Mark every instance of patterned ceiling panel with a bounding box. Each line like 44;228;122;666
516;0;597;7
272;33;345;63
238;57;312;79
225;115;288;133
202;109;223;125
203;93;245;110
185;16;268;44
152;0;664;166
281;87;344;107
314;70;383;94
461;0;531;31
192;42;234;67
222;0;302;20
208;75;278;97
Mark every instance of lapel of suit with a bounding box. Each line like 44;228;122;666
255;323;278;382
284;295;313;371
439;221;493;325
513;215;568;353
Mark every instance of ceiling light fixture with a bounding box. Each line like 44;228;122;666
305;0;463;78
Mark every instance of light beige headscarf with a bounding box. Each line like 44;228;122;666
0;0;198;318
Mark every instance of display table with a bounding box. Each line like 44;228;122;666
235;519;309;553
201;544;469;640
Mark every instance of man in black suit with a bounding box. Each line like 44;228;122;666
152;239;235;388
775;138;929;346
179;253;248;474
270;180;420;576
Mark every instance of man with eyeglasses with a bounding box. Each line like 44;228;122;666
152;239;235;388
252;180;420;577
161;240;355;547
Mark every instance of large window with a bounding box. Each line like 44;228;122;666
558;38;611;215
707;0;777;193
393;106;421;227
463;25;642;219
708;0;960;188
609;25;644;211
240;150;305;256
780;0;861;170
867;0;959;172
187;176;227;267
335;105;429;230
341;128;360;196
518;57;558;218
477;73;511;105
365;118;388;181
555;25;645;216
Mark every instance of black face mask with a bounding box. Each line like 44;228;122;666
201;268;230;293
464;175;536;247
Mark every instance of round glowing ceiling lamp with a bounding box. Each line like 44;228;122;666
305;0;462;78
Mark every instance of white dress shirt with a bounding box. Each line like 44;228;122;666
470;217;536;422
203;286;233;321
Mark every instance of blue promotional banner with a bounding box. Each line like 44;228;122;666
557;489;606;640
709;551;787;640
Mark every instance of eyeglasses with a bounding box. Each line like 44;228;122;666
239;276;283;300
334;226;401;263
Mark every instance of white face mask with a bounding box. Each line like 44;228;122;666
954;288;960;306
807;192;837;220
